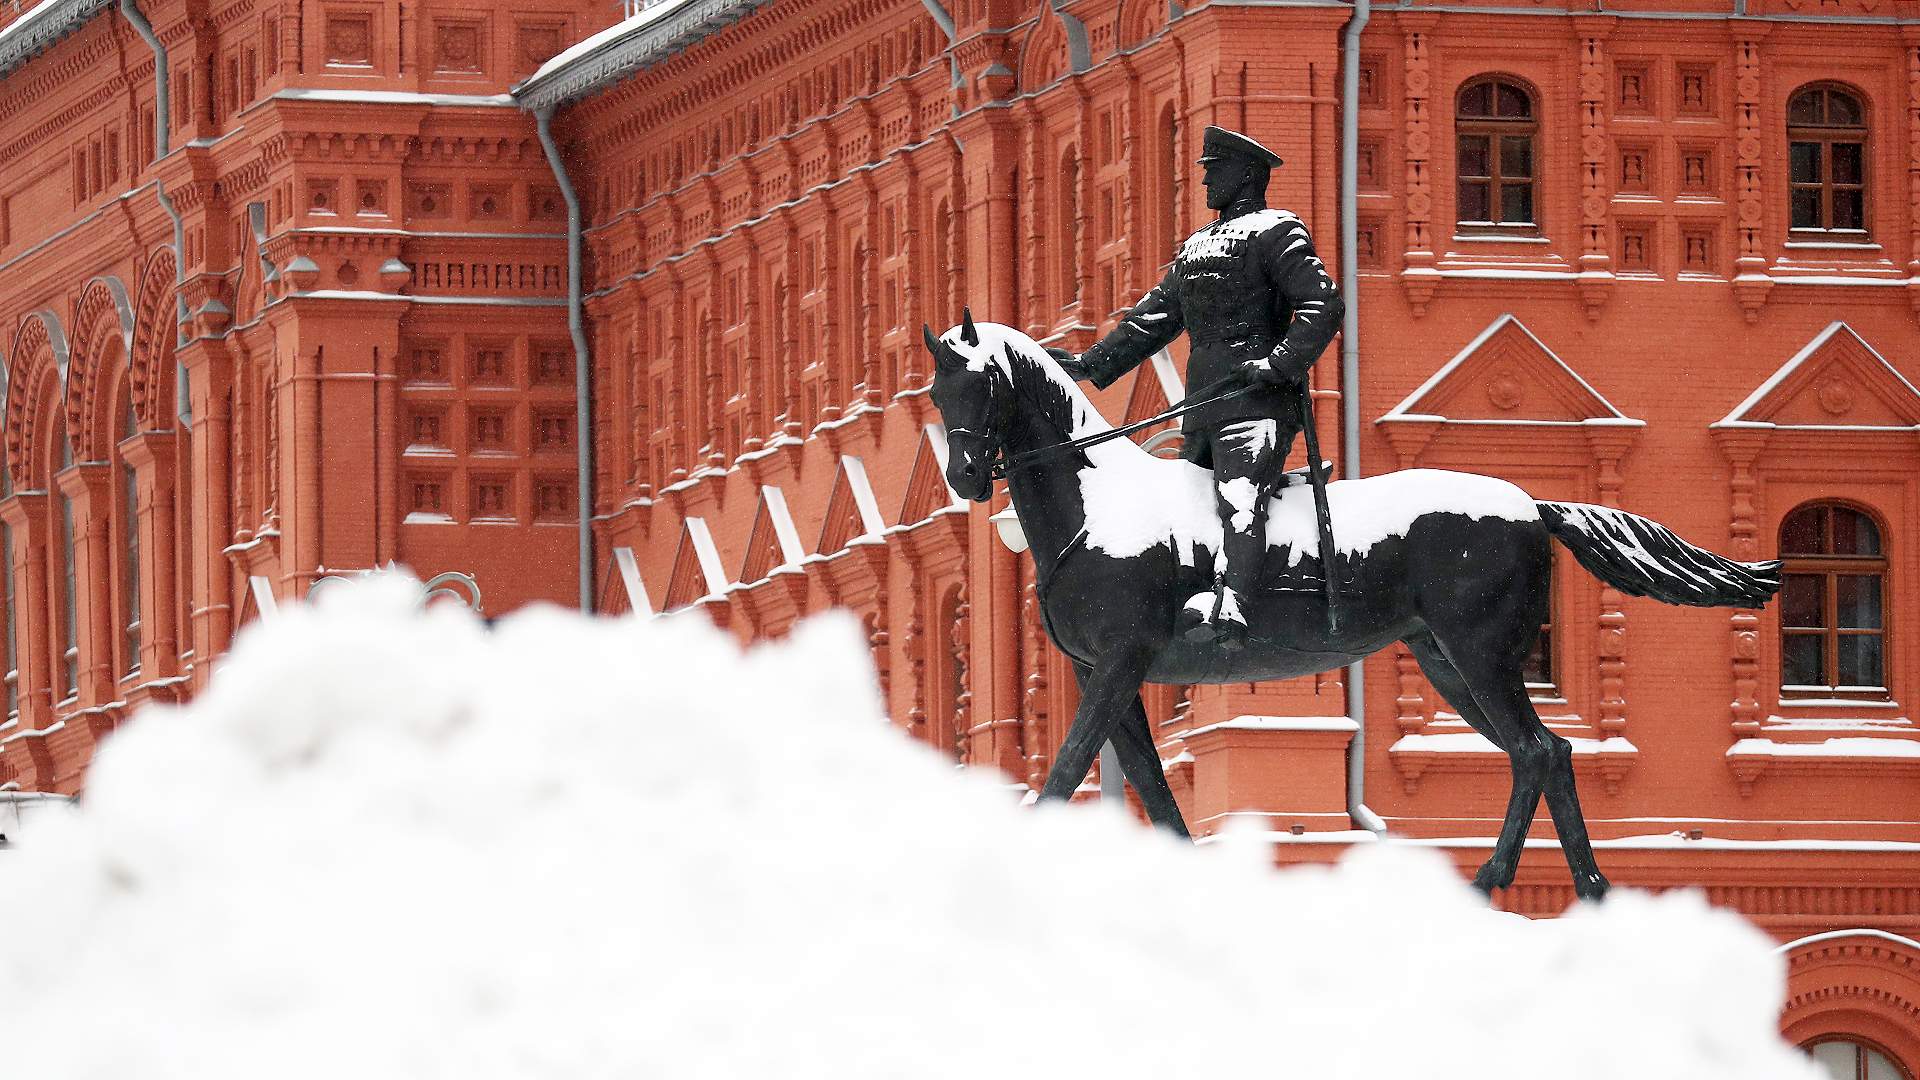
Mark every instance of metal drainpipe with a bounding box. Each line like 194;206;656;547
535;106;596;613
118;0;169;160
1340;0;1386;837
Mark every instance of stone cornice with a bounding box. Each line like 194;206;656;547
513;0;779;113
0;0;114;83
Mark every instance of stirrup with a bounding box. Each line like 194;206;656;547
1176;590;1217;644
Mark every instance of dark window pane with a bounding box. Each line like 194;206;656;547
1789;142;1821;184
1831;507;1879;555
1782;633;1825;686
1781;574;1826;629
1827;90;1863;126
1836;575;1882;629
1781;507;1827;555
1788;91;1822;125
1838;634;1883;688
1458;135;1490;178
1459;82;1492;117
1524;627;1552;686
1496;83;1531;118
1500;182;1533;224
1831;142;1863;185
1791;188;1823;229
1833;188;1864;231
1500;135;1533;178
1458;180;1490;222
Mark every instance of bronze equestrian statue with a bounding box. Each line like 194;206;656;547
918;131;1782;904
1055;126;1343;650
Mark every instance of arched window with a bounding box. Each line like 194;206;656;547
1803;1037;1913;1080
54;430;77;701
1779;503;1887;697
1456;78;1538;232
1058;148;1081;308
1154;103;1178;268
174;361;194;674
117;392;140;679
1788;84;1868;234
2;463;16;723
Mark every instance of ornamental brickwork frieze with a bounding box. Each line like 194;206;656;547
1731;31;1772;321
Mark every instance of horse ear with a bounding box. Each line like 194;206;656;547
960;307;979;347
922;324;942;358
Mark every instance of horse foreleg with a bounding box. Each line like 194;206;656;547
1068;665;1192;839
1037;653;1152;804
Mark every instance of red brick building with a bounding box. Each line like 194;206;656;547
0;0;1916;1066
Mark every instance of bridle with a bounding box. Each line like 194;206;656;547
944;355;1015;483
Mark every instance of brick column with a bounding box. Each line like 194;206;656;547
121;431;179;680
54;463;114;709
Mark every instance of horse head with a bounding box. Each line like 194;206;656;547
921;307;1011;503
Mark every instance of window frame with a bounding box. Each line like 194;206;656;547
1778;502;1890;702
116;392;142;681
1786;82;1870;239
1454;76;1542;237
1801;1036;1915;1080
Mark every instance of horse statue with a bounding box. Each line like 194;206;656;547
921;311;1782;902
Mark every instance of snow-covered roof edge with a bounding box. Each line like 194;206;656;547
0;0;115;82
511;0;774;112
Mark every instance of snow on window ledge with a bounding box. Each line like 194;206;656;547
1726;732;1920;794
1388;729;1637;796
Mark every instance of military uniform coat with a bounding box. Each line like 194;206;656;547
1079;206;1343;468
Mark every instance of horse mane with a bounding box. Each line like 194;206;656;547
989;331;1114;451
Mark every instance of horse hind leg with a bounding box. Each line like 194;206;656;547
1403;634;1536;895
1432;639;1609;903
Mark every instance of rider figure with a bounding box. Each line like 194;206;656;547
1056;125;1344;650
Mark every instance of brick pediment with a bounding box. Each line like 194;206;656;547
740;486;806;584
1124;363;1171;422
1717;323;1920;431
1381;314;1636;426
898;425;964;527
816;454;887;556
664;517;729;611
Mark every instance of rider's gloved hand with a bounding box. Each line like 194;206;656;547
1045;347;1093;382
1244;343;1307;388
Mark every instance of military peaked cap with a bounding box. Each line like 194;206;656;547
1196;126;1283;168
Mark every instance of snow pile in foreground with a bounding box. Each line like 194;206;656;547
0;577;1818;1080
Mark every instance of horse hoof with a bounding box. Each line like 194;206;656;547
1574;872;1611;902
1470;864;1510;896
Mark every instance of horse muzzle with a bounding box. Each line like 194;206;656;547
947;455;993;503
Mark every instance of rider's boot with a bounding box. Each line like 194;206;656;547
1177;574;1249;649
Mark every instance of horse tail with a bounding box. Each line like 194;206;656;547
1537;501;1782;609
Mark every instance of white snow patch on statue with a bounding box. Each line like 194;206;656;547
939;322;1537;566
0;573;1823;1079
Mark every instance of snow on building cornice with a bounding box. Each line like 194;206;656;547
510;0;773;112
0;0;113;81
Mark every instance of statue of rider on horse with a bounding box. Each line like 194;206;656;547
919;124;1784;903
1052;125;1343;650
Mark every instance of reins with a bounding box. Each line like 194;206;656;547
987;372;1252;480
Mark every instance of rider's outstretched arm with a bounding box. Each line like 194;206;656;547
1076;266;1186;390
